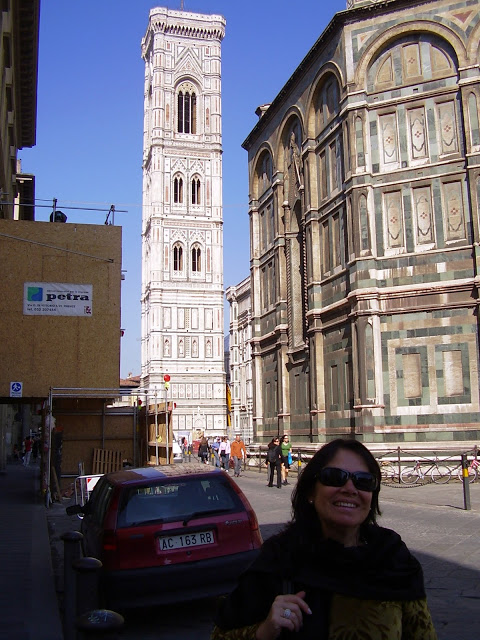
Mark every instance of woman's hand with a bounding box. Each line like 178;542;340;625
255;591;312;640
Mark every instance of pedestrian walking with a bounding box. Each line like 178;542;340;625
23;436;32;466
181;436;188;460
198;436;209;464
230;434;247;477
220;436;231;472
32;436;40;463
267;437;282;488
212;437;221;467
280;434;292;485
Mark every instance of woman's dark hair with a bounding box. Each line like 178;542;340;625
268;437;279;448
291;438;381;530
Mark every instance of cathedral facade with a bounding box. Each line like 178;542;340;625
243;0;480;446
141;8;227;442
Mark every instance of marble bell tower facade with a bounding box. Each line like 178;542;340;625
141;8;227;441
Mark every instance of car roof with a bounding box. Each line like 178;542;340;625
102;463;224;487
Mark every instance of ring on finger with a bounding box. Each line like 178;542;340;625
283;608;292;620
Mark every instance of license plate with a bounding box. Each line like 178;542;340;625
158;530;215;551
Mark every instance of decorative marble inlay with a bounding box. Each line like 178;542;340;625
412;186;434;245
403;43;421;78
384;191;404;249
437;101;458;154
443;181;465;241
379;113;398;164
408;107;428;159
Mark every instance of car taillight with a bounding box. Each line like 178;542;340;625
246;506;259;533
102;530;117;553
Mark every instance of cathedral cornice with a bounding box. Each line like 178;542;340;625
146;8;225;42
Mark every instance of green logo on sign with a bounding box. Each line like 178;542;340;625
27;287;43;301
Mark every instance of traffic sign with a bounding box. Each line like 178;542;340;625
10;382;23;398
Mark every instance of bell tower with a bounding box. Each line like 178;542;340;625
141;8;227;440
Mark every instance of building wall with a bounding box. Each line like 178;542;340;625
226;276;254;443
0;219;122;397
243;0;480;446
0;0;39;220
140;8;227;441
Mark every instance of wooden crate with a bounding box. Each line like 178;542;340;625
92;448;123;474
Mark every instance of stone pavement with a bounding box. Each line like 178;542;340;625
0;461;63;640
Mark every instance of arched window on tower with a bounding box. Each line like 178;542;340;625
191;244;201;272
173;243;184;272
173;176;184;203
177;83;197;134
191;176;201;204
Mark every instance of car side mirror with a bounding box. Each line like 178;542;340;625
66;502;90;516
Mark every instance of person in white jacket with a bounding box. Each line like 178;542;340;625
219;436;231;473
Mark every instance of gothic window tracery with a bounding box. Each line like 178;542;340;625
191;176;201;204
191;244;202;272
177;82;197;134
173;175;184;203
173;243;184;272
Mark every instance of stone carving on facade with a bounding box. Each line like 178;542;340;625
283;131;303;208
170;229;188;242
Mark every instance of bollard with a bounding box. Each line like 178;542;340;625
73;557;103;618
62;530;84;640
461;453;471;511
76;609;124;640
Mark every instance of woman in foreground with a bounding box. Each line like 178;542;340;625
211;438;437;639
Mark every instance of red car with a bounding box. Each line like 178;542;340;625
67;463;262;609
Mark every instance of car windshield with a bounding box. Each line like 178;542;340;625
116;476;243;527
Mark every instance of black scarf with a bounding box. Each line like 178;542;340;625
215;523;426;635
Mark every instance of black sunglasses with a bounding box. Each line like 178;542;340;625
316;467;378;492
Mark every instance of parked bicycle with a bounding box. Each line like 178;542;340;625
378;460;400;483
449;457;479;484
400;458;451;485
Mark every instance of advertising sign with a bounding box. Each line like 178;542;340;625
23;282;93;316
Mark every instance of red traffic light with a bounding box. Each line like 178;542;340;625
164;374;171;382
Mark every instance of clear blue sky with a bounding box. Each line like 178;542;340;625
22;0;346;378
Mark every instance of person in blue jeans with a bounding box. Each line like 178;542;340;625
211;437;221;467
230;435;247;477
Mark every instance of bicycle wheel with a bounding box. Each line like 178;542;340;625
430;465;451;484
400;467;419;485
456;466;477;484
380;462;396;483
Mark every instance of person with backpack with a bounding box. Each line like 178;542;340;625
267;437;282;488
